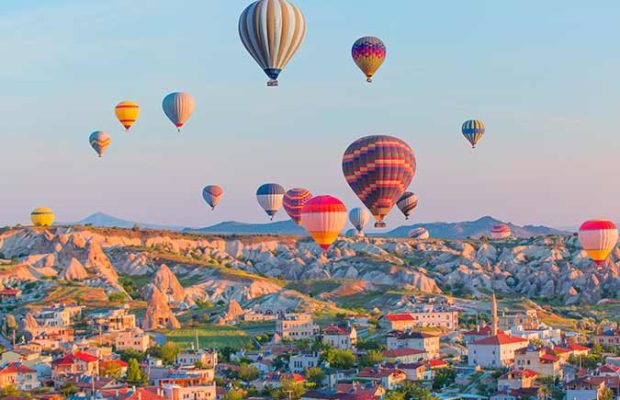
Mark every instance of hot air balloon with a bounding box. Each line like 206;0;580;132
238;0;306;86
115;101;140;131
202;185;224;210
283;188;313;225
89;131;111;157
31;208;55;227
162;92;195;132
578;219;618;265
256;183;285;220
301;195;347;251
408;227;429;240
397;192;418;220
491;224;512;240
349;207;371;235
462;119;485;149
345;228;359;237
352;36;386;83
343;135;416;228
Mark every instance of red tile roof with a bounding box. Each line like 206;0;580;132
567;343;590;352
464;326;505;336
540;353;560;363
472;333;528;346
0;363;36;375
383;348;426;358
384;314;414;322
323;325;352;335
357;367;403;379
53;351;99;366
426;359;449;368
100;359;129;368
0;288;21;296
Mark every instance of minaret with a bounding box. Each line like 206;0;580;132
491;292;498;336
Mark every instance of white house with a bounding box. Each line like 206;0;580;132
467;333;529;368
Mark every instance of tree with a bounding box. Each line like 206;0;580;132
356;339;383;351
237;363;259;381
325;349;355;369
59;382;78;397
432;368;456;390
393;382;437;400
149;342;180;365
127;358;145;385
222;388;246;400
119;348;146;362
360;350;383;367
306;367;326;387
600;387;613;400
101;362;122;380
273;378;305;400
384;392;405;400
0;384;20;397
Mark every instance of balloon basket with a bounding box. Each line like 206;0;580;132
374;221;386;228
366;77;373;83
267;79;279;87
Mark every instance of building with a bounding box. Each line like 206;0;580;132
0;288;22;302
566;377;609;400
275;313;319;340
386;331;440;358
51;352;99;377
497;369;539;391
380;306;459;331
0;363;40;391
176;349;218;368
593;329;620;347
289;353;320;373
32;303;83;327
498;309;540;331
115;328;151;352
162;382;216;400
356;367;407;390
382;348;428;364
91;305;136;332
514;347;562;378
463;325;505;344
321;325;357;350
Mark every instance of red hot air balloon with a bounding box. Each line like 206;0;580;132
342;135;416;228
579;219;618;265
283;188;313;225
300;195;347;251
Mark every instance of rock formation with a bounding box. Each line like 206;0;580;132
142;284;180;330
60;258;88;281
151;264;184;303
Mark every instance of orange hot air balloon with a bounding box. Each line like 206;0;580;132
578;219;618;265
300;195;347;251
115;101;140;131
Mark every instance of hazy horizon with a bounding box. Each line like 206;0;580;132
1;0;619;229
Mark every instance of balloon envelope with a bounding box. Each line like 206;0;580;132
352;36;386;83
238;0;306;86
579;219;618;265
408;227;429;240
31;208;55;227
256;183;286;219
162;92;195;131
397;192;418;219
301;195;347;251
202;185;224;210
462;119;485;148
342;135;416;228
115;101;140;131
349;207;371;233
283;188;313;225
89;131;111;157
491;224;512;240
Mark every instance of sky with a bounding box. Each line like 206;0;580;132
0;0;619;229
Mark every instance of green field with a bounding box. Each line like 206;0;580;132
161;325;255;350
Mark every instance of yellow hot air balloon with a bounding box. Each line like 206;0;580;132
115;101;140;131
31;208;55;226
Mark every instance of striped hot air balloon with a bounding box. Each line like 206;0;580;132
342;135;416;228
202;185;224;210
238;0;306;86
283;188;313;225
301;195;347;251
115;101;140;131
397;192;418;220
349;207;371;234
31;208;55;227
491;224;512;240
408;227;429;240
162;92;195;132
578;219;618;265
462;119;485;148
89;131;111;157
256;183;286;219
352;36;386;83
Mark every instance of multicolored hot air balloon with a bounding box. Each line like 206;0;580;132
238;0;306;86
283;188;313;225
408;227;429;240
256;183;285;220
31;208;55;227
301;195;347;251
202;185;224;210
343;135;416;228
352;36;386;83
462;119;485;149
349;207;371;235
89;131;111;158
578;219;618;265
162;92;195;132
115;101;140;131
491;224;512;240
397;192;418;220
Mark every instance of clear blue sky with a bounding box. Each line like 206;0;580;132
1;0;619;229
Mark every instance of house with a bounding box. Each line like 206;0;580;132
390;363;428;381
100;359;129;377
593;330;620;347
102;386;166;400
32;303;83;327
380;306;459;331
161;382;216;400
115;328;151;352
289;353;320;373
51;351;99;377
275;313;319;341
498;309;540;331
497;369;539;391
467;333;529;368
382;348;428;364
463;325;505;344
254;372;305;390
0;363;40;391
176;349;218;368
302;383;385;400
386;331;440;358
91;305;136;332
154;368;215;387
490;387;542;400
241;310;277;323
596;364;620;376
514;346;562;378
566;376;609;400
322;325;357;350
380;314;416;331
356;367;407;390
0;288;22;301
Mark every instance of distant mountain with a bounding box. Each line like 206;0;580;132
384;216;570;239
187;220;306;235
66;212;185;231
